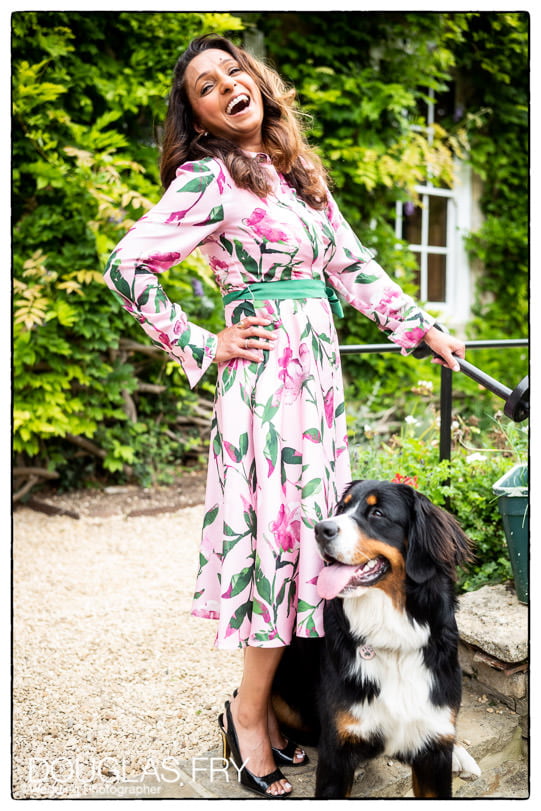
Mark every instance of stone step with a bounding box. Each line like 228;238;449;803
100;675;526;800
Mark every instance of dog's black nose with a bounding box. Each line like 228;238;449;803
315;519;339;543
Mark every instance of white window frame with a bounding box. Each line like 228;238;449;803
395;90;472;328
395;187;454;305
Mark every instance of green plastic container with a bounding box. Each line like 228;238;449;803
492;463;529;604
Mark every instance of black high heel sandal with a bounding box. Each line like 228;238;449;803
231;689;309;768
218;701;292;798
272;738;309;767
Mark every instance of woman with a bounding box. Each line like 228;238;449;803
104;34;465;797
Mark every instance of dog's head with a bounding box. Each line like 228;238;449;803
315;480;473;603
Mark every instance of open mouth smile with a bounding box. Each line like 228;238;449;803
317;555;390;599
340;556;390;592
226;94;250;115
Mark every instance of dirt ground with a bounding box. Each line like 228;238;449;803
23;466;209;519
12;471;247;799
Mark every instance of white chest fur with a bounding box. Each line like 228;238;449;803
342;590;455;759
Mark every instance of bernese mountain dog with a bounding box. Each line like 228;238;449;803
272;479;480;798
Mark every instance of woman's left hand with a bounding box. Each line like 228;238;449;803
423;326;465;372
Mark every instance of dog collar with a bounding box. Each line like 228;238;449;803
359;644;376;660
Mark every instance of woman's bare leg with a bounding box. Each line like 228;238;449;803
228;647;292;796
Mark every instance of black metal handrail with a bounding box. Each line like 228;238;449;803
338;338;529;462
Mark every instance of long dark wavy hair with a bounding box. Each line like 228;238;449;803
159;34;329;209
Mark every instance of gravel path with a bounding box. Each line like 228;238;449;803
12;483;244;799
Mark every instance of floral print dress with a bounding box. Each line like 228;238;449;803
104;154;434;649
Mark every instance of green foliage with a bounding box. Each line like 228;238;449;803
452;13;529;387
12;11;239;483
351;407;528;592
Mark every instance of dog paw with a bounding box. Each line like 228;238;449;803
452;744;481;780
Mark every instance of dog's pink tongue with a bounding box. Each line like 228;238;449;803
317;562;358;600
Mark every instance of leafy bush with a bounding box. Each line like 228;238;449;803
350;399;528;592
12;11;237;488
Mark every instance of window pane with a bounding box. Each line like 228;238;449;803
402;203;423;244
427;254;446;301
428;196;447;247
435;84;457;125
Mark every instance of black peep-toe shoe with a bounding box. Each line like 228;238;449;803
218;701;292;798
231;688;308;768
272;738;309;767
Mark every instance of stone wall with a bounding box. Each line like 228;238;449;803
457;583;528;734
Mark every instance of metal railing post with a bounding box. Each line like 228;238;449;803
439;366;453;464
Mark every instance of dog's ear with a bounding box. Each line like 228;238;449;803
406;490;474;584
342;480;362;496
337;480;362;504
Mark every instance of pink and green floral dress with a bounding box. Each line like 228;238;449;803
104;154;434;649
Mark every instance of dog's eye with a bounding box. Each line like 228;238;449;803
370;507;384;519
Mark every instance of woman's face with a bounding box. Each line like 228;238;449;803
184;48;264;152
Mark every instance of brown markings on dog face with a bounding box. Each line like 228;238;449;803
349;535;407;611
366;494;377;506
343;492;353;505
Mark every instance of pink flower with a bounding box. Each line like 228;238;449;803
401;326;428;348
245;208;287;242
209;256;229;272
277;343;311;404
173;317;188;336
270;504;301;551
373;287;403;319
145;251;181;272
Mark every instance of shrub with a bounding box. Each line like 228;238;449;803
350;402;527;592
12;11;237;490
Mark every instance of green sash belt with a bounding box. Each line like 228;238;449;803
222;279;343;318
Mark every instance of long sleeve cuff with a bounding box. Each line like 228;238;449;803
167;324;218;388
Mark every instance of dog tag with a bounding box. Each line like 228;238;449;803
359;644;375;660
